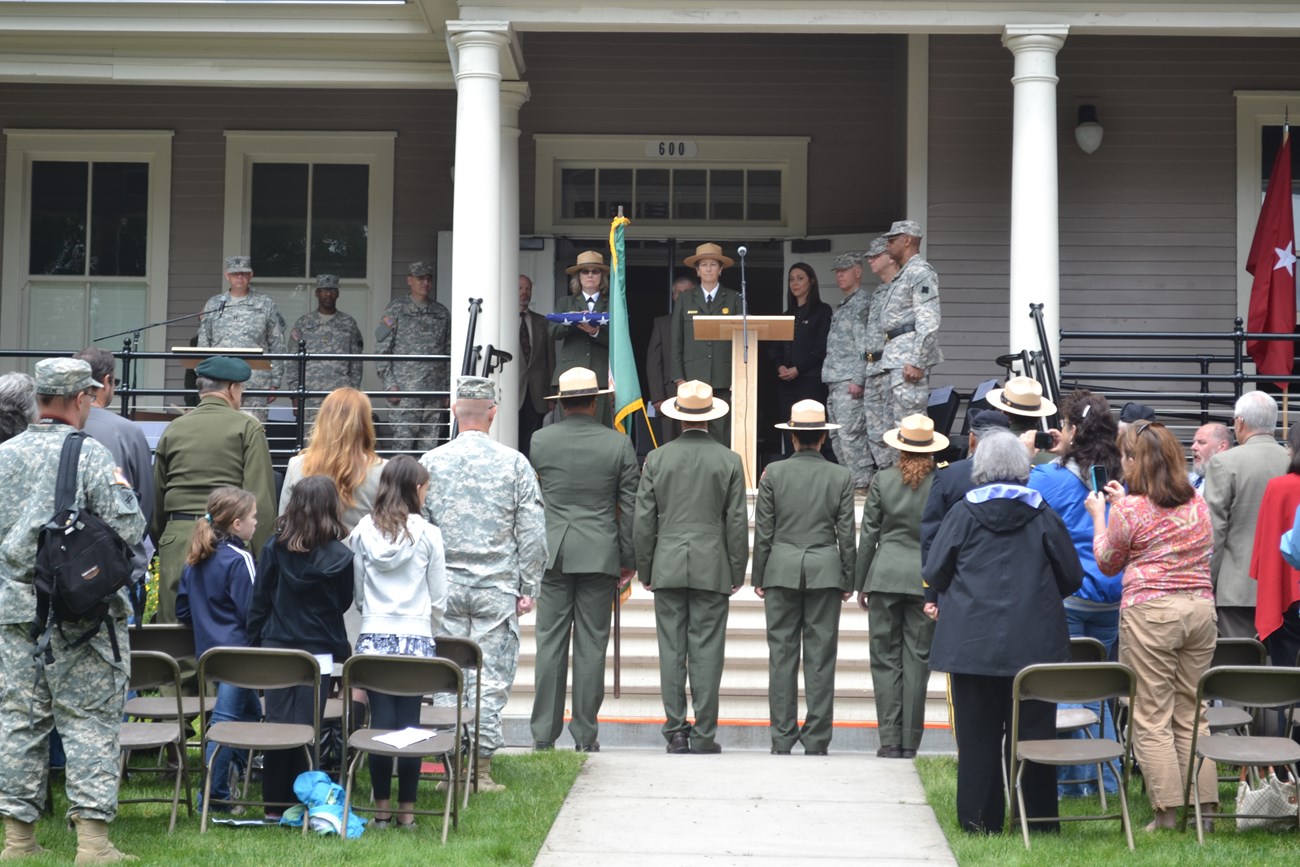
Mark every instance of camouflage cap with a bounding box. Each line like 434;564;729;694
886;220;924;239
456;376;497;403
34;357;102;395
315;274;341;290
224;255;253;273
195;356;252;383
408;261;434;278
865;235;889;258
831;252;862;271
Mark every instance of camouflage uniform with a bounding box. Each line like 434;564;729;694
197;290;286;422
821;254;875;489
376;295;451;453
420;396;546;758
287;309;364;412
862;237;897;472
879;254;943;425
0;360;145;825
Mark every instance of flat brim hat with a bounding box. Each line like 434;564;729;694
565;250;610;275
883;414;949;454
661;380;729;422
683;243;735;269
985;376;1056;418
34;357;102;395
195;356;252;383
546;366;613;401
775;399;840;431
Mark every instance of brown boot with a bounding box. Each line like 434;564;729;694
72;817;136;864
476;755;506;794
1;817;45;860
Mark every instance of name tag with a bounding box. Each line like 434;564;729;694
687;309;699;315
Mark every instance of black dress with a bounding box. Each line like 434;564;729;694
767;301;831;453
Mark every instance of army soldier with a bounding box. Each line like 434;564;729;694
882;221;943;423
634;381;748;754
671;243;743;444
752;400;855;755
550;251;612;426
863;235;899;472
821;252;875;491
287;274;365;416
421;377;546;792
197;255;286;422
0;358;144;863
377;262;451;452
528;368;639;752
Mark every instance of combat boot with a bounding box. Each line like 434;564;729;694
476;755;506;793
1;817;45;859
72;817;136;864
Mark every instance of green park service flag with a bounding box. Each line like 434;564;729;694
607;215;647;437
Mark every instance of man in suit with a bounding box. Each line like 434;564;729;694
635;381;748;754
1205;390;1289;638
646;276;694;445
670;244;743;444
919;409;1011;565
517;274;556;457
550;251;611;426
752;400;855;755
528;367;639;752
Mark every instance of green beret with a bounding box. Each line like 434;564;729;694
195;356;252;383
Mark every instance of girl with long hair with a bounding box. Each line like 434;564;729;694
281;387;385;531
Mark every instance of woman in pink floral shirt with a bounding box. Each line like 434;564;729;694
1085;421;1217;830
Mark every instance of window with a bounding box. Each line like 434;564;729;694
558;166;783;225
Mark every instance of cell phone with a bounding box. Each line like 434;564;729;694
1089;464;1109;494
1033;431;1055;449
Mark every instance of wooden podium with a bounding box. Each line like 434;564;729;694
692;315;794;489
170;346;271;371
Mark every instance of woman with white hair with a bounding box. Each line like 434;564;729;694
0;373;38;443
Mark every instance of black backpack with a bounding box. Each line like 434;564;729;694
32;432;136;664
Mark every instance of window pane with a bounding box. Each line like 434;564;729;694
710;169;743;221
561;168;595;219
30;161;88;275
89;281;147;348
747;170;782;221
598;168;632;220
26;282;86;350
636;169;669;220
674;169;706;220
90;162;148;277
311;164;368;278
251;163;309;278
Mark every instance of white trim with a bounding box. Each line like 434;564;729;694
1;129;172;384
906;33;929;258
1234;92;1300;326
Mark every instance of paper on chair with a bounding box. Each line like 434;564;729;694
373;727;437;748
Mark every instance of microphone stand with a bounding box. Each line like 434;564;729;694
94;307;213;419
738;247;749;364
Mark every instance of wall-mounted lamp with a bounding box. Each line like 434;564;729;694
1075;104;1104;155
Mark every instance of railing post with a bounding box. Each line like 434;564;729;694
118;337;134;418
1198;357;1211;425
294;339;308;452
1232;316;1245;400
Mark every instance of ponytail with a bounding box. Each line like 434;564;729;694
185;486;257;566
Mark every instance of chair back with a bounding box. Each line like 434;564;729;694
343;655;462;700
1199;666;1300;710
435;636;482;674
1069;636;1107;663
129;650;183;693
1212;637;1267;668
1015;662;1135;706
198;647;320;691
129;625;197;660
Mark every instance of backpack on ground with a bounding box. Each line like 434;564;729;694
32;432;136;664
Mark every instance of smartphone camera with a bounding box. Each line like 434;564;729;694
1033;431;1055;450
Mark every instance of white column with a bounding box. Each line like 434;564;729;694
1002;25;1068;365
449;26;507;411
495;82;530;449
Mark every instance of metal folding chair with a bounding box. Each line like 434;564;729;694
1054;637;1112;807
125;626;204;743
119;651;192;833
419;636;483;808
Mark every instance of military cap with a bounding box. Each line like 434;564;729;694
865;235;890;258
1119;402;1157;424
224;255;253;273
456;376;497;403
408;261;434;278
34;357;101;395
831;252;862;271
967;409;1011;433
195;356;252;383
315;274;341;291
886;220;924;238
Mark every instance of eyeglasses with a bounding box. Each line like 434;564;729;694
579;269;602;276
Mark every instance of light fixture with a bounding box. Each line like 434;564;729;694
1075;104;1104;155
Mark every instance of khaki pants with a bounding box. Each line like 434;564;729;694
1119;593;1219;811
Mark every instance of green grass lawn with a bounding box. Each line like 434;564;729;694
20;750;584;866
916;755;1298;866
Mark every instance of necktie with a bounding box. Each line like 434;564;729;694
587;296;596;312
519;311;531;361
705;292;715;307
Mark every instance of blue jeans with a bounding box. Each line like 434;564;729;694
1059;605;1120;796
203;683;262;807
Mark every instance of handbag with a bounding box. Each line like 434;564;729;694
1235;766;1299;831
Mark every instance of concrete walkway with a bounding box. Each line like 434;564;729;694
534;751;956;866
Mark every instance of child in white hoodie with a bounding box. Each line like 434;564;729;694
347;455;447;829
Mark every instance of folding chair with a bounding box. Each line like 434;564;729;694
420;636;483;808
341;655;463;843
197;647;322;833
1054;637;1112;805
1011;662;1137;851
1180;665;1300;844
125;626;204;739
1205;638;1267;735
119;651;192;833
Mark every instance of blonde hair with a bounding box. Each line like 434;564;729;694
298;387;380;509
186;487;257;566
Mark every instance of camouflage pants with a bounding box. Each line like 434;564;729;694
383;396;442;454
240;369;278;423
438;585;518;758
863;373;896;471
825;381;875;489
888;368;929;427
0;619;128;823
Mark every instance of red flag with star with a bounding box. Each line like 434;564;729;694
1246;130;1296;382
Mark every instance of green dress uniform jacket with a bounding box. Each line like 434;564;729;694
669;285;743;388
549;292;610;387
856;467;934;595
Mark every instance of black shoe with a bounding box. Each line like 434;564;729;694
574;742;600;753
805;748;828;756
691;742;722;754
533;741;555;751
876;745;903;758
666;732;690;754
900;748;917;759
771;748;792;755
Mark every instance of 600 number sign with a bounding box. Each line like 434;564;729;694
645;140;698;158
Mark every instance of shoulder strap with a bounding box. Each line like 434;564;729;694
53;432;86;515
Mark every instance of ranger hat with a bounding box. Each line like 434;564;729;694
315;274;341;291
225;255;253;273
408;261;434;278
865;235;890;258
984;376;1056;418
194;356;252;383
34;358;102;396
883;414;949;454
831;252;863;271
683;243;735;269
886;220;924;239
661;380;729;422
565;250;611;275
774;399;839;431
546;367;612;401
456;376;497;403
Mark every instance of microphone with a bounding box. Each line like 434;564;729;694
737;245;748;258
218;299;227;318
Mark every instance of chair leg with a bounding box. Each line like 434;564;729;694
200;745;220;834
341;750;363;840
442;750;454;844
300;746;312;836
1097;762;1108;812
1014;760;1032;850
180;744;193;818
168;744;183;834
1193;758;1206;845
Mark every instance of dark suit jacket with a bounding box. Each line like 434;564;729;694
670;285;743;388
920;457;975;565
520;308;556;413
549;292;610;387
646;314;673;405
530;413;638;576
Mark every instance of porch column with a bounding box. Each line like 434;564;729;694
496;81;531;450
448;25;507;412
1002;25;1068;365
